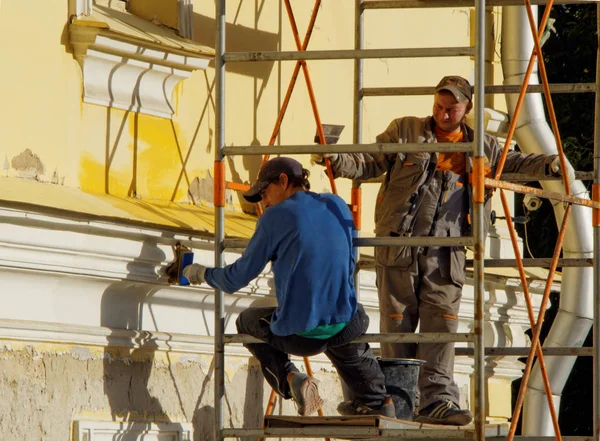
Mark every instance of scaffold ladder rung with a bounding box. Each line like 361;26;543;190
356;257;593;270
224;332;475;345
222;47;474;62
361;0;600;9
223;236;475;250
222;142;474;156
361;83;596;97
456;347;592;357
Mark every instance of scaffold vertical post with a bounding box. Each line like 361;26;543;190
214;1;226;441
473;1;486;440
353;0;364;299
593;6;600;441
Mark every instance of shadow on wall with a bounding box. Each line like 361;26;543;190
192;11;278;82
100;240;170;422
191;356;267;441
101;285;169;422
192;10;280;209
62;5;283;204
99;13;278;205
98;240;268;440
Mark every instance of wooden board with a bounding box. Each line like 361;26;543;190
265;415;382;428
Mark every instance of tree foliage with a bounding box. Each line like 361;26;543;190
514;5;596;259
542;4;596;173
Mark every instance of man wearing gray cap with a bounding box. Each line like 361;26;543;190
312;75;563;425
182;157;394;418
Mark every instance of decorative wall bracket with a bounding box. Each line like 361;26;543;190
69;5;212;119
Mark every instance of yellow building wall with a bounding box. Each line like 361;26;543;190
0;1;504;237
0;0;517;423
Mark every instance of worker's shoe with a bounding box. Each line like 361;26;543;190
415;399;473;426
287;372;323;416
337;397;396;418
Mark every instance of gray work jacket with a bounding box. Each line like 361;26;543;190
329;116;557;240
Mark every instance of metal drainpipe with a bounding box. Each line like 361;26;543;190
501;5;594;436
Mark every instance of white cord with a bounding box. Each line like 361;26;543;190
523;220;536;259
522;202;536;259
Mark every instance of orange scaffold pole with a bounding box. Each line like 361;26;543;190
507;204;572;441
255;2;335;439
500;190;563;441
491;2;568;440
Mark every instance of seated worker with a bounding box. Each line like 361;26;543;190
182;157;395;418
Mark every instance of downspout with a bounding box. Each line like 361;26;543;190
501;6;594;435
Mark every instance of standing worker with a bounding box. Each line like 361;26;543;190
182;157;395;418
312;75;565;425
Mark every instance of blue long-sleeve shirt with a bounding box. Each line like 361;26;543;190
205;191;357;336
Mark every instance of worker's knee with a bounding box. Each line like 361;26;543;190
380;303;418;334
418;304;459;333
236;307;274;336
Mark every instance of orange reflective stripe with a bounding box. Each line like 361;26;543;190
443;314;457;320
404;162;414;166
389;313;404;319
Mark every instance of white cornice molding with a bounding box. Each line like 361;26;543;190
69;24;209;119
0;206;546;386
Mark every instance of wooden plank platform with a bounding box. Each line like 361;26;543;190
265;415;509;439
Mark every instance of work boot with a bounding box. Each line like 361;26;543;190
337;397;396;418
287;372;323;416
414;399;473;426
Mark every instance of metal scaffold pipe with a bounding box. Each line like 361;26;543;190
361;83;596;97
224;332;475;345
222;142;473;155
223;47;474;62
214;1;226;441
472;2;486;439
361;0;600;8
353;0;364;301
223;236;475;250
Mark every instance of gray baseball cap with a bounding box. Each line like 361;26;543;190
434;75;472;103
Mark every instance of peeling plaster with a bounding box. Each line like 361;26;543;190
11;149;45;179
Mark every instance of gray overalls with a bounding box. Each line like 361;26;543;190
329;115;556;409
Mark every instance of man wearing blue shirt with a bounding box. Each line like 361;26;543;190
183;157;394;418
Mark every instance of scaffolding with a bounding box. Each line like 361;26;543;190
212;1;600;441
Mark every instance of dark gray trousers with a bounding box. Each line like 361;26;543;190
375;245;465;409
235;303;389;408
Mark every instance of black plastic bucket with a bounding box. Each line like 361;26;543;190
378;358;424;420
